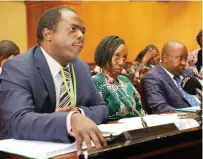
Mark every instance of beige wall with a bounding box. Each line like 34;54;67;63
79;1;202;63
0;2;27;53
0;1;202;62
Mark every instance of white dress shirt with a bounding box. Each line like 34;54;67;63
161;65;180;87
0;67;2;74
41;47;84;135
41;47;74;107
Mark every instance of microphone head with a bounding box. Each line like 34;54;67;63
181;76;202;95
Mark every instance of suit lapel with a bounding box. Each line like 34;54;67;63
158;65;192;105
33;47;56;111
158;65;183;97
72;59;81;105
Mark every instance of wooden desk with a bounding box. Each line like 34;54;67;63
1;113;201;159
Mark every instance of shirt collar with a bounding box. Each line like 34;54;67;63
40;47;69;77
161;64;175;80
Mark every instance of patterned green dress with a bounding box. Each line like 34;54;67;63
92;73;144;121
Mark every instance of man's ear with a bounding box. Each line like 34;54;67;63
42;28;53;42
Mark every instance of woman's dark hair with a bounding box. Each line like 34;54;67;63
134;44;158;62
94;36;125;69
143;44;158;54
196;49;202;72
135;50;145;62
196;30;202;47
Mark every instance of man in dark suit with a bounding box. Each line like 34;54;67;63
143;41;200;114
0;7;109;151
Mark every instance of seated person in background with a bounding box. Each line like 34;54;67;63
131;45;160;73
194;30;202;80
131;50;145;73
187;49;198;69
187;30;202;81
143;41;200;114
0;40;20;73
129;45;160;86
140;44;160;69
0;7;108;151
92;35;144;121
0;40;19;141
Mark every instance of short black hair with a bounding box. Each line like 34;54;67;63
196;30;202;47
0;40;20;58
94;36;125;69
37;7;77;45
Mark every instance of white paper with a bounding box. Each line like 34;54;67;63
0;114;199;159
98;114;199;135
98;122;143;136
0;139;78;159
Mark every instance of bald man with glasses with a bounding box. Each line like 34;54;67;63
143;41;200;114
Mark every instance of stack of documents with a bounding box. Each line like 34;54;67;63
0;113;199;159
98;114;199;135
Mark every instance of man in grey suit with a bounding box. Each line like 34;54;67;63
0;7;109;152
143;41;200;114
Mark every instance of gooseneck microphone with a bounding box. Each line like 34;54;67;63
181;76;202;95
181;76;202;108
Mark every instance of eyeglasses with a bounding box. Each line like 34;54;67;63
164;53;188;62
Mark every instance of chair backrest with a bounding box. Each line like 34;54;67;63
137;78;151;114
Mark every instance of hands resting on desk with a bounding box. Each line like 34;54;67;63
55;106;107;154
71;113;106;154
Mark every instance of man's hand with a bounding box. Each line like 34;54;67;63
71;113;106;154
55;106;79;112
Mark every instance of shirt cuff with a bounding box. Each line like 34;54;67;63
78;108;85;115
66;108;85;136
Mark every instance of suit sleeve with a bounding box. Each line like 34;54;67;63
0;60;73;143
143;72;175;114
79;64;109;124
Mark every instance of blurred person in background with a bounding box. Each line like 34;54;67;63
0;40;20;74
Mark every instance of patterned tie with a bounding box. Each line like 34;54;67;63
173;76;200;107
59;66;71;108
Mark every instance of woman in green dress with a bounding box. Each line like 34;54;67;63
91;36;144;121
